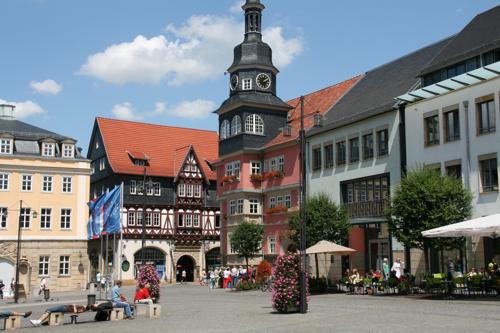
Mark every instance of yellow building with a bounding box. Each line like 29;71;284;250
0;104;91;294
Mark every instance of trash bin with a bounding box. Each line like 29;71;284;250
43;289;50;301
87;294;96;306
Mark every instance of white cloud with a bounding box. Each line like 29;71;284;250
79;12;303;86
30;79;63;95
111;102;144;121
0;98;46;119
229;1;245;14
168;99;216;120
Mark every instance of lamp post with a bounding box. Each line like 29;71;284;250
299;96;308;314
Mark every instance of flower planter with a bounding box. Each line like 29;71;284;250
250;174;264;182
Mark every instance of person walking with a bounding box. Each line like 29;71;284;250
0;280;4;299
382;258;390;281
231;266;239;289
38;278;47;296
111;280;134;319
181;269;187;284
447;257;455;280
391;258;403;279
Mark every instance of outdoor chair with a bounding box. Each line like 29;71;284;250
467;275;484;296
452;276;466;295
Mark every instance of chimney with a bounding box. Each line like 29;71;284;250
0;104;15;120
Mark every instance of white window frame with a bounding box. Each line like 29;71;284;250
251;161;261;175
249;199;259;214
194;184;201;198
153;212;161;227
186;184;194;197
39;256;50;277
145;212;152;227
229;200;237;216
147;185;154;196
0;207;7;229
237;199;244;215
0;173;9;191
136;211;143;227
60;208;71;230
220;120;231;139
62;176;72;193
285;194;292;208
245;114;264;134
242;78;252;90
231;116;242;136
21;174;32;192
154;182;161;196
130;180;137;195
42;142;55;157
277;196;284;207
178;183;186;197
225;163;233;176
0;138;13;154
127;211;136;226
193;212;200;228
62;144;74;158
185;213;193;228
42;175;53;193
59;256;70;276
20;208;31;229
40;208;52;230
268;236;276;254
269;197;276;209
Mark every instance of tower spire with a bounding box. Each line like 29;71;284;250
242;0;265;42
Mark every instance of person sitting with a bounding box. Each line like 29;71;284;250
112;280;134;319
467;268;478;277
134;284;153;304
30;304;87;326
1;310;32;319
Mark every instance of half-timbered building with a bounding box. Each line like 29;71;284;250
87;117;220;283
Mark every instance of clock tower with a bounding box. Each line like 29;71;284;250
217;0;292;157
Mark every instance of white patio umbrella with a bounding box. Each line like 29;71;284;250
422;214;500;238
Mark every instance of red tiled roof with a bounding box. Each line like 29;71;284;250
264;76;362;148
96;117;218;180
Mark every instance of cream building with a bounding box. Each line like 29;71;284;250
0;104;91;294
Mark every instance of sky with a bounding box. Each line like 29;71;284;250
1;0;498;153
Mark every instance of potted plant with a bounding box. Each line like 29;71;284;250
222;175;238;183
137;264;161;301
250;173;264;182
272;254;308;313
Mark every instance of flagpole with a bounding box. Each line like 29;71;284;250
99;235;103;300
119;183;124;280
105;233;109;300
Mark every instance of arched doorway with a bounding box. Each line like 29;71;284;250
0;258;15;295
176;255;195;282
134;248;166;280
205;247;221;271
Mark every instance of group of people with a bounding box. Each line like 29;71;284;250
0;278;17;299
347;257;406;286
199;266;256;289
464;258;500;279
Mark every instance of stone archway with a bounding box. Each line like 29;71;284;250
176;255;195;282
134;247;166;280
0;258;15;295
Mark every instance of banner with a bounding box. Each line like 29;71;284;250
87;185;122;239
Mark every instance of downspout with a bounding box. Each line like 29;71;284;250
463;100;473;272
398;104;410;272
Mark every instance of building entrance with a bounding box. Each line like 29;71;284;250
134;248;166;280
369;239;389;272
176;255;195;282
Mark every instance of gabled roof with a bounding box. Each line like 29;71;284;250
0;118;73;141
308;36;453;136
420;5;500;76
263;76;362;148
95;117;218;180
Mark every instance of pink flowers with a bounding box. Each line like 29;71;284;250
272;254;308;313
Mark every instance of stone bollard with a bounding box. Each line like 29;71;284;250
147;304;161;319
48;312;64;326
3;316;22;330
110;308;124;321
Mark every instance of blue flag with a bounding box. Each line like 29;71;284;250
102;186;122;235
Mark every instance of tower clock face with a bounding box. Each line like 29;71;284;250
230;74;239;91
256;73;271;89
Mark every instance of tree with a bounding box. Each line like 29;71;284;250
388;169;472;272
288;193;349;248
230;221;264;268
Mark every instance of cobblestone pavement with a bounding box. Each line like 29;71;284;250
1;284;499;333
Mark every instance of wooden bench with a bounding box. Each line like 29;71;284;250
2;315;22;330
48;312;64;326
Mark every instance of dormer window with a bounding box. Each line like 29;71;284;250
245;114;264;134
242;78;252;90
42;142;55;157
0;138;13;154
62;144;74;158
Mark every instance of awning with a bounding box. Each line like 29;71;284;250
422;214;500;238
396;60;500;103
306;240;357;256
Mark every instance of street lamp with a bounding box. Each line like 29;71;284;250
168;241;176;283
299;96;308;314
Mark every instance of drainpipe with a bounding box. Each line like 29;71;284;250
398;104;411;272
463;100;473;272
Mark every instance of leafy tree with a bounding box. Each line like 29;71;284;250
289;193;349;248
230;221;264;268
388;169;472;272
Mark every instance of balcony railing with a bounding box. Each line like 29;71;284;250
343;199;388;219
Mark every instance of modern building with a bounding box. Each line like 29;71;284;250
398;5;500;273
215;0;360;266
0;104;91;294
87;117;220;283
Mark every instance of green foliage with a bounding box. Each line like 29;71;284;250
230;221;264;267
289;193;349;247
236;279;257;291
388;169;472;251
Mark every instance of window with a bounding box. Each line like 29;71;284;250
42;176;53;192
336;141;346;165
39;256;49;276
130;180;137;195
59;256;70;276
349;137;359;163
137;212;143;226
154;182;161;196
277;196;284;207
268;156;285;172
377;129;389;156
424;115;440;146
446;164;462;179
60;209;71;229
0;173;9;191
178;183;186;197
62;144;74;158
62;176;72;193
251;161;261;175
176;212;183;227
225;161;240;178
186;184;194;197
0;207;7;228
127;212;136;226
324;144;333;168
312;147;322;171
40;208;52;229
480;157;498;192
237;199;244;215
193;213;200;228
99;158;106;171
478;100;496;134
20;208;31;229
194;184;201;198
229;200;237;216
284;195;291;208
185;213;193;227
249;199;259;214
231;116;242;136
269;197;276;209
245;114;264;134
242;78;252;90
42;143;55;157
145;212;152;227
444;110;460;142
0;138;12;154
268;236;276;254
153;212;161;227
362;133;374;159
21;175;32;192
220;120;231;139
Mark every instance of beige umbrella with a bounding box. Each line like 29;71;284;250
306;240;357;291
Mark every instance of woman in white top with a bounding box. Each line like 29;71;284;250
391;258;403;278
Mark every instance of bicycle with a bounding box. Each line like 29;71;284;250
260;277;273;292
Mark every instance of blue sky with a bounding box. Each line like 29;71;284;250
1;0;498;152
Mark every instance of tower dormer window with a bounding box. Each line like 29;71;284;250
231;116;242;135
242;78;252;90
0;138;12;154
220;120;231;139
42;142;55;157
62;144;74;158
245;114;264;135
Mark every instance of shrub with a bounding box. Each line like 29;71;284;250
272;254;308;313
236;279;257;291
138;264;161;300
256;260;272;284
